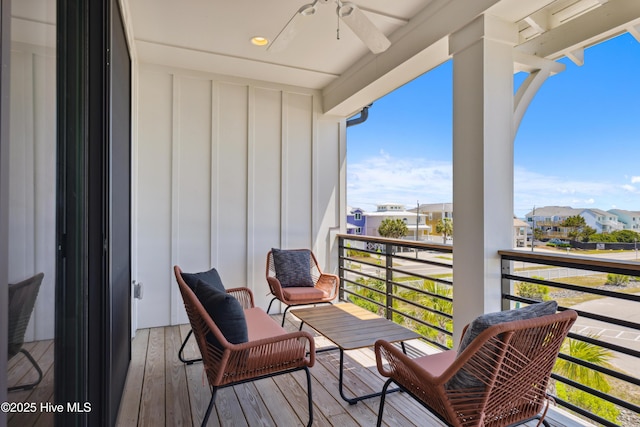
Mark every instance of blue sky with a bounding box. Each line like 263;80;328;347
346;33;640;218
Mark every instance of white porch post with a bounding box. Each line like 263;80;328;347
450;15;518;347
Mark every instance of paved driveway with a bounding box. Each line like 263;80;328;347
571;295;640;376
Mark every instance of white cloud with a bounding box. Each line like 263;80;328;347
347;156;640;216
347;154;452;210
514;166;640;216
631;176;640;184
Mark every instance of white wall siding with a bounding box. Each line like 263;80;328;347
137;70;174;327
135;64;344;328
8;43;56;341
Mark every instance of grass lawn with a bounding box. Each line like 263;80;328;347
548;274;640;306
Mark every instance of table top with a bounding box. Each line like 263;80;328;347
291;303;421;351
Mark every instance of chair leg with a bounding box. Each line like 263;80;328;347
304;366;314;427
201;387;218;427
8;349;43;392
178;329;202;365
281;305;293;327
376;378;394;427
266;297;278;314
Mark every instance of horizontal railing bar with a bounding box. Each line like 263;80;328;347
340;255;387;270
390;280;454;305
551;395;620;427
389;254;453;269
342;267;384;283
502;278;640;330
500;249;640;276
552;372;640;414
502;295;640;342
390;293;454;322
342;280;385;296
503;273;640;303
340;234;453;252
385;310;451;351
389;264;451;280
391;309;452;337
566;331;640;360
556;353;640;386
341;289;385;309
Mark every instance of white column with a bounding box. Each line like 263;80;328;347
450;15;518;346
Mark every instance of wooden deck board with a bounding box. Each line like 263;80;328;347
165;325;193;427
8;340;54;427
6;317;587;427
138;327;166;426
116;328;149;427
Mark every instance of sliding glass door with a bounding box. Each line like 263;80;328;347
2;1;131;426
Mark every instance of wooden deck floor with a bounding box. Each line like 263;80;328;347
5;315;588;427
114;314;583;427
115;315;447;427
7;339;54;427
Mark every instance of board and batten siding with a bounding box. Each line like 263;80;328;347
135;64;345;328
8;42;56;342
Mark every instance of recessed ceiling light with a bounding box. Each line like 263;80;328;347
251;36;269;47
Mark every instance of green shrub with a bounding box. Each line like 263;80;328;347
606;274;629;286
556;383;619;424
345;243;371;258
515;277;549;301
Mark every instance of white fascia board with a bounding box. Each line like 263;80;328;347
516;0;640;60
322;0;503;116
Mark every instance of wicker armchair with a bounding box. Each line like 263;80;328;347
266;249;339;326
8;272;44;392
174;266;316;427
375;309;577;427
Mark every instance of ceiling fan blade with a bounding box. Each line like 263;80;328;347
268;2;318;53
338;2;391;54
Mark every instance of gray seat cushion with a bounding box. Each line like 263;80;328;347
447;301;558;390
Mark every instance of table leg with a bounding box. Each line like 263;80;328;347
338;349;402;405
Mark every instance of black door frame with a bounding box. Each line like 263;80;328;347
56;1;131;425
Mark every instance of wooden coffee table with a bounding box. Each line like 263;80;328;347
291;302;421;404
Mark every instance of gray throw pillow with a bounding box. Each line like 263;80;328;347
193;279;248;350
272;248;314;288
447;301;558;390
181;267;225;293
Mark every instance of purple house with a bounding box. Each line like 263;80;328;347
347;207;366;235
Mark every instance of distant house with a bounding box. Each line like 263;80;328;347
525;205;625;238
362;203;431;241
608;209;640;231
408;203;453;241
580;209;623;234
408;203;525;247
346;207;366;235
513;218;529;248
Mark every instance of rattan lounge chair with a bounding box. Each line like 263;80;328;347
266;249;339;326
174;266;316;427
8;272;44;392
375;309;577;427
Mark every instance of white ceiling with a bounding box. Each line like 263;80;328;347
124;0;430;90
10;0;640;114
120;0;640;114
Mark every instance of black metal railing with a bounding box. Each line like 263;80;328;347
500;249;640;427
337;235;640;426
338;234;454;350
